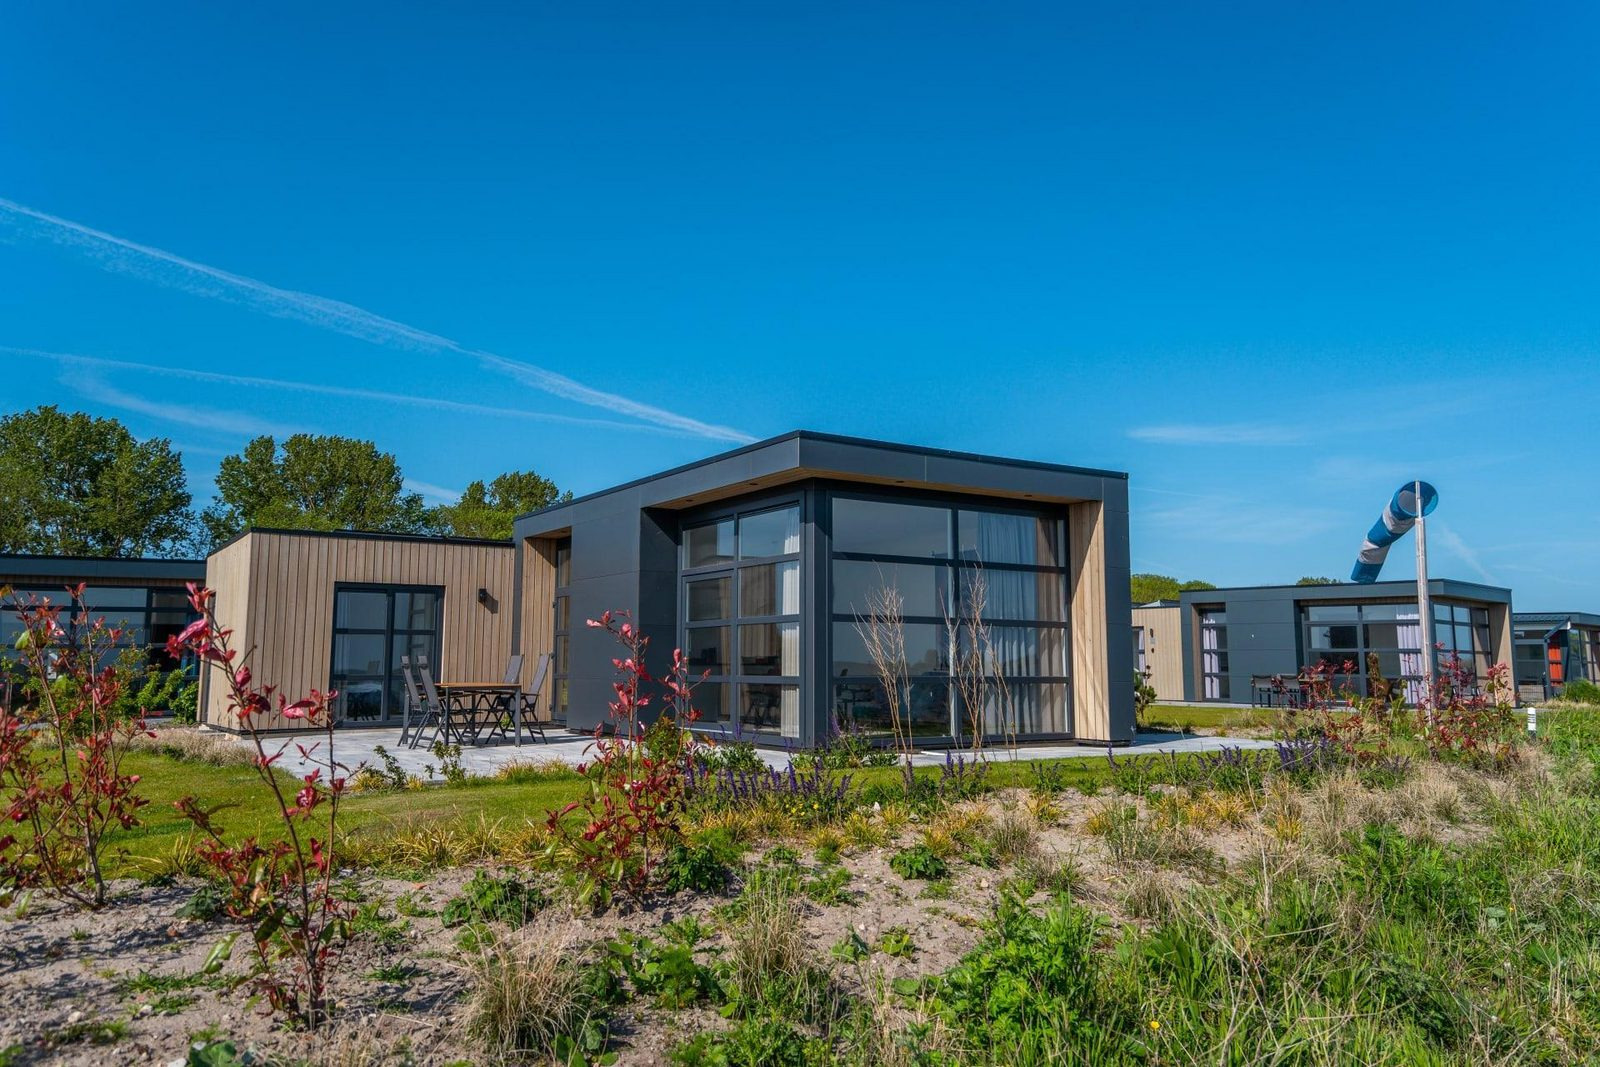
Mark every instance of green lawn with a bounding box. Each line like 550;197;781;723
111;753;589;872
105;746;1136;873
1138;703;1276;732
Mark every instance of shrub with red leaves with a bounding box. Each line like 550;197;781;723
545;610;705;908
0;584;152;909
167;583;352;1029
1423;656;1519;771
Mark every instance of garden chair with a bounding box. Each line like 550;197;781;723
410;655;448;750
509;652;550;743
503;652;524;687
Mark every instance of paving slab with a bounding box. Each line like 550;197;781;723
221;725;1277;783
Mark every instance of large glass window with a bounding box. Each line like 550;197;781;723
832;498;950;559
830;494;1069;741
0;583;201;673
1298;600;1491;703
329;584;442;725
682;503;802;738
1199;609;1229;701
1432;603;1493;684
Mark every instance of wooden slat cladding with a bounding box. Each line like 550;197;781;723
199;534;256;727
1068;501;1110;741
202;531;515;732
1131;604;1183;701
518;537;560;720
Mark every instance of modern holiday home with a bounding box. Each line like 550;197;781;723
1176;580;1515;706
512;431;1136;747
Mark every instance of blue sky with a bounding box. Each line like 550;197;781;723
3;2;1597;606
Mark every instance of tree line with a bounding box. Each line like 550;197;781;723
1131;573;1339;602
0;405;570;558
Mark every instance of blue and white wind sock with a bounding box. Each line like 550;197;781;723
1351;482;1438;583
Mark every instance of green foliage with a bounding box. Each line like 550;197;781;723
697;738;767;773
200;433;435;547
433;470;571;540
1133;671;1158;724
1295;576;1339;585
1561;678;1600;705
120;666;197;723
889;844;949;881
829;928;870;963
910;892;1135;1064
442;869;547;928
1129;573;1214;604
664;829;743;893
607;932;723;1008
0;405;195;557
429;740;468;785
175;881;228;922
877;925;915;958
670;1018;818;1067
184;1040;251;1067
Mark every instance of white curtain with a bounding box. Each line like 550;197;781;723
777;560;800;614
779;621;799;675
1397;611;1425;704
1202;626;1221;700
781;685;800;738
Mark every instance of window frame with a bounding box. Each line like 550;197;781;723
327;582;444;727
680;495;805;740
825;487;1073;745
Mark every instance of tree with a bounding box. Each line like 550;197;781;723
1296;576;1339;586
0;406;194;557
202;435;433;547
432;470;572;540
1130;573;1216;604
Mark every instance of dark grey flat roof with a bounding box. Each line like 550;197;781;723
205;526;513;558
0;553;206;582
517;429;1128;529
1179;578;1512;606
1514;611;1600;628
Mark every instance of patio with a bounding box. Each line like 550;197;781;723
245;726;1279;782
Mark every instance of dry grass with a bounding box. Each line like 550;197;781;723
1124;869;1185;921
842;811;888;849
724;873;832;1017
463;922;592;1064
128;726;254;766
985;806;1040;865
342;813;536;869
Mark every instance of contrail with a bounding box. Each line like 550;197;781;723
0;197;756;444
69;372;299;439
9;347;694;437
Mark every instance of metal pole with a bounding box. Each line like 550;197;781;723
1414;479;1434;721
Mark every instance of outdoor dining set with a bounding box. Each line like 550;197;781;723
397;651;550;748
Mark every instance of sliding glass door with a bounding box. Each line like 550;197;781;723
329;584;442;726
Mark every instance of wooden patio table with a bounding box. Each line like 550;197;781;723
436;681;525;746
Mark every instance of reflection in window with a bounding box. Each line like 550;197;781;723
829;495;1069;741
739;506;800;559
832;498;950;558
684;519;736;568
329;585;441;725
741;561;800;617
958;510;1062;568
680;500;803;739
833;559;948;619
832;622;949;679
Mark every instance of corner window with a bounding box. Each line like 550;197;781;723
682;503;802;739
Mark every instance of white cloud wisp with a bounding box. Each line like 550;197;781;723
0;197;755;444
